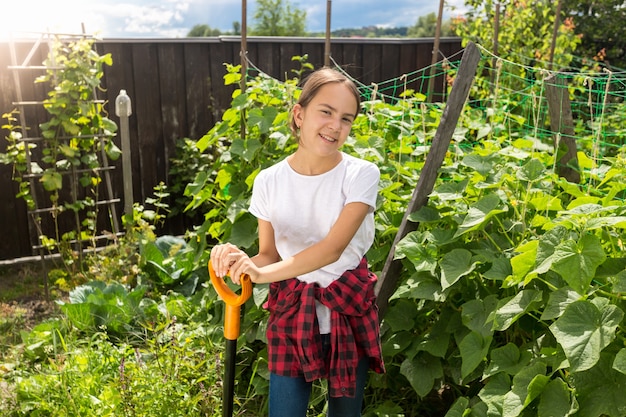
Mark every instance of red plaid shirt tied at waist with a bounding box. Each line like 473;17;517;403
265;257;385;398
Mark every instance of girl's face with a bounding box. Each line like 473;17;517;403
293;82;358;157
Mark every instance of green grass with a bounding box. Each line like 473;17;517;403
0;261;48;303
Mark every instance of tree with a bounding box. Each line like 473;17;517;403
187;22;241;37
407;12;454;38
453;0;580;69
187;24;222;37
562;0;626;69
250;0;307;36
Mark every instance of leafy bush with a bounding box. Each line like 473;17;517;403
10;324;225;417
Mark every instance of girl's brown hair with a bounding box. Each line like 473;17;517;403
289;67;361;137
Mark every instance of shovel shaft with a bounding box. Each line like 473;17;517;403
223;338;237;417
208;259;253;417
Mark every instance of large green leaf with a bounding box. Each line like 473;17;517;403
538;378;577;417
491;289;542;331
461;153;494;176
551;234;606;295
533;226;571;274
392;271;445;302
613;348;626;375
228;214;259;249
518;158;546;182
461;295;498;338
478;372;511;417
454;193;508;237
459;330;492;379
385;298;418;332
440;248;477;290
569;352;626;417
540;287;581;321
395;231;438;273
483;257;512;281
431;179;468;202
483;343;532;379
502;362;548;417
68;281;107;303
509;240;538;286
400;351;443;397
549;299;624;372
41;169;63;191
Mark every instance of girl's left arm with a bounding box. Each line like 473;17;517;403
223;201;370;284
252;201;370;283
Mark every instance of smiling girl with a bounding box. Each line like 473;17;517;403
210;67;384;417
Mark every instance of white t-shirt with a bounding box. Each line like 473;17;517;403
249;152;380;333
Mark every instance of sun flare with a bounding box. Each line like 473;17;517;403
0;1;107;40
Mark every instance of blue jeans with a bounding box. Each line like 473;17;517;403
268;335;370;417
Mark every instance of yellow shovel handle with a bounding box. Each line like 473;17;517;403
208;259;252;340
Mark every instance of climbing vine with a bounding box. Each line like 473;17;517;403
1;36;119;266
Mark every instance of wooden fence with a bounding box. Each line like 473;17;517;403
0;36;462;261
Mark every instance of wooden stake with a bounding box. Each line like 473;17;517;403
325;0;331;67
427;0;445;100
548;0;563;70
375;42;481;319
240;0;247;141
545;73;580;183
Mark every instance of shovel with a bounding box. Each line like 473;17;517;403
209;260;253;417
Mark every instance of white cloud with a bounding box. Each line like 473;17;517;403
115;2;190;35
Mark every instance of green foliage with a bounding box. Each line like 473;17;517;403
1;36;118;276
7;322;225;416
139;235;208;297
453;0;580;68
168;137;216;219
0;110;34;207
250;0;307;36
178;48;626;415
383;116;626;415
183;61;301;253
58;281;148;339
408;12;454;38
186;24;222;37
5;15;626;413
562;0;626;69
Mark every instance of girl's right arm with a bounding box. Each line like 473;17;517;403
210;218;280;283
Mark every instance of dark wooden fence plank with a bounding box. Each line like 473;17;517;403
132;43;165;199
339;42;362;77
207;40;236;123
182;43;212;142
0;37;463;261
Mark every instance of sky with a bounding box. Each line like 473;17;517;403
0;0;468;40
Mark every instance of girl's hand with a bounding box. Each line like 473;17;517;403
225;252;262;285
210;243;243;279
210;243;262;285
